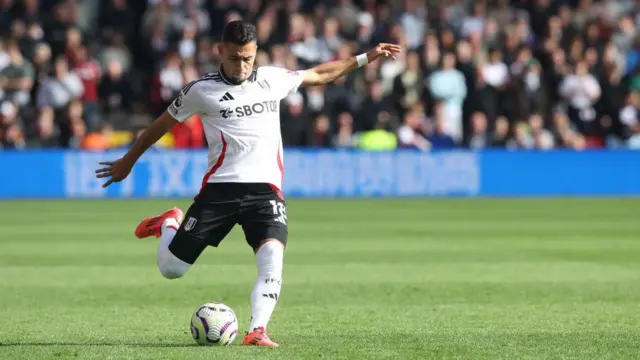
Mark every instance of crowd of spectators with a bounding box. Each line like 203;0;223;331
1;0;639;151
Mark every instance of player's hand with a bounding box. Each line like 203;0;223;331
366;43;402;62
95;158;134;188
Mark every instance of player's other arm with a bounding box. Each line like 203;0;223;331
123;112;177;164
95;111;177;187
301;43;402;87
96;85;201;188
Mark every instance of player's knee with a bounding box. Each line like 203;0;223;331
158;264;187;279
256;238;285;254
257;239;283;257
157;249;190;279
255;239;284;276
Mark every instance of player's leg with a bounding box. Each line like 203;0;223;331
241;238;285;348
157;215;192;279
239;187;288;347
248;239;284;326
135;207;192;279
135;200;237;279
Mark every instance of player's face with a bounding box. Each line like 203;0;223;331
219;41;257;83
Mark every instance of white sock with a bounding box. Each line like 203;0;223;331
160;218;179;249
157;218;190;279
248;241;284;332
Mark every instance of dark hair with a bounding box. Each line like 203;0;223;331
222;21;257;45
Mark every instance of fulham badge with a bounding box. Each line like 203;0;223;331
184;217;197;231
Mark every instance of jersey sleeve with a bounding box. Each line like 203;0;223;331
167;82;202;122
259;66;307;98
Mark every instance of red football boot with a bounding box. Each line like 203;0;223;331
242;327;279;347
134;207;184;239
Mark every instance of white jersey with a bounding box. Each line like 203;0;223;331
167;66;306;192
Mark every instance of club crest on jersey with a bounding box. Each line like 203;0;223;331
184;217;197;231
174;93;183;108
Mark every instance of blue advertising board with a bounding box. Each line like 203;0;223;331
0;149;638;198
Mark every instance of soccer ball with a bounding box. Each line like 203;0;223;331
190;302;238;346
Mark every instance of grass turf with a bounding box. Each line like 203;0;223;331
0;198;639;359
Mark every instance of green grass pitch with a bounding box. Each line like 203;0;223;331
1;198;639;359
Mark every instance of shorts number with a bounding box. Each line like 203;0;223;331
269;200;287;225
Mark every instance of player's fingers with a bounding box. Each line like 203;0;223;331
99;161;113;166
96;172;112;179
102;179;114;188
381;47;397;55
95;167;111;174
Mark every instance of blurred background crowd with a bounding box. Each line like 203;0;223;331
0;0;639;151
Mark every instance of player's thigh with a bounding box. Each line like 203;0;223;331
239;194;288;250
168;202;237;264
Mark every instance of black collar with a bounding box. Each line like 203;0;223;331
219;65;257;85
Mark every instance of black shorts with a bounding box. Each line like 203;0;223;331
168;183;288;264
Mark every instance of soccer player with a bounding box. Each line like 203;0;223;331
95;20;401;347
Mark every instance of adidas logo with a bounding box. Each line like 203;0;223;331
262;293;278;300
219;92;235;102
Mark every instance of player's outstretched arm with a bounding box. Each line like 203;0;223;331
301;43;402;87
95;111;178;188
